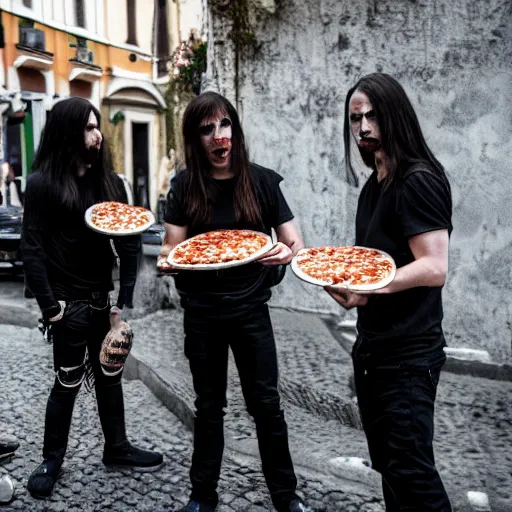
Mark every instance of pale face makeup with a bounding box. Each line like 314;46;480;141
199;113;232;173
348;90;381;153
84;111;103;151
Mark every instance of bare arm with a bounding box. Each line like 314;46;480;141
373;228;449;294
257;219;304;266
325;228;449;309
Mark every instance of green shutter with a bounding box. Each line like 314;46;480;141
23;110;34;175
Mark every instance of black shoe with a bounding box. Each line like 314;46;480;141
102;441;164;472
286;500;313;512
0;440;19;460
0;475;15;504
175;501;217;512
27;459;63;499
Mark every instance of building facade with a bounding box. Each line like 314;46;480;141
0;0;183;213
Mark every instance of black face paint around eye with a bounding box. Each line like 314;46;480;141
199;124;215;136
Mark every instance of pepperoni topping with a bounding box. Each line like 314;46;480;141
296;246;394;286
171;229;269;265
90;202;151;232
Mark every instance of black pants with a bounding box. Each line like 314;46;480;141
353;356;452;512
184;304;298;511
42;296;127;461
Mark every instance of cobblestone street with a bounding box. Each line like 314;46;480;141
0;279;511;511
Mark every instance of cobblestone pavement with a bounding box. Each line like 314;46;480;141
1;280;511;511
0;324;383;512
129;308;512;512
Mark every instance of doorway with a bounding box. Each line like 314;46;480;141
131;122;150;209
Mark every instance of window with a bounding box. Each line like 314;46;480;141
75;0;85;28
156;0;170;77
126;0;138;46
70;80;92;99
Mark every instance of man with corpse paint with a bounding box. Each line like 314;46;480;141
325;73;453;511
22;97;163;499
158;91;313;512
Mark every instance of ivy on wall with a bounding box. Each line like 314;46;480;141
208;0;279;105
209;0;278;48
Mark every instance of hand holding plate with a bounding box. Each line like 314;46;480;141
324;286;368;309
257;242;293;266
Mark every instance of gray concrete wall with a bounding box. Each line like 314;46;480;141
203;0;512;363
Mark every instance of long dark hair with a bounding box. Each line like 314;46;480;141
181;91;262;227
343;73;447;188
33;97;122;212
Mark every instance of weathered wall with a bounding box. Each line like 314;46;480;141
204;0;512;363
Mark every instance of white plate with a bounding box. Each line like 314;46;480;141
291;246;396;291
85;203;156;237
167;230;275;271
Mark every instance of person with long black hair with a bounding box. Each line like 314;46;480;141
158;92;312;512
326;73;453;511
22;97;163;499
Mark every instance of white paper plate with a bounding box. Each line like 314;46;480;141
85;202;156;236
291;246;396;291
167;230;275;271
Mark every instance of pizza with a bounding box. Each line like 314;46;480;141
85;201;155;236
291;245;395;290
168;229;273;269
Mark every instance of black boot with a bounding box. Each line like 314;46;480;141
0;440;19;461
103;440;164;472
27;458;63;499
96;381;163;472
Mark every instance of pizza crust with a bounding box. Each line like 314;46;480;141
85;202;156;236
291;246;396;291
167;230;275;270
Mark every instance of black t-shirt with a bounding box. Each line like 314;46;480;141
354;163;453;367
164;163;294;316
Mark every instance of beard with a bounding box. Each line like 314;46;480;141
357;138;381;168
80;146;101;166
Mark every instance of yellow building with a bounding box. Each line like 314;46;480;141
0;0;184;213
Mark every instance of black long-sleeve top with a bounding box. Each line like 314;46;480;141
21;171;141;319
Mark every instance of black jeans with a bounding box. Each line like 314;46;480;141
184;304;298;511
353;354;452;511
42;294;127;461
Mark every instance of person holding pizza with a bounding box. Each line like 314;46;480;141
21;97;163;499
157;92;312;512
325;73;453;511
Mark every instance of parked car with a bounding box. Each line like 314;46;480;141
0;178;24;274
142;223;165;256
117;173;164;256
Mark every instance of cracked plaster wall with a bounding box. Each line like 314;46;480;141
203;0;512;363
